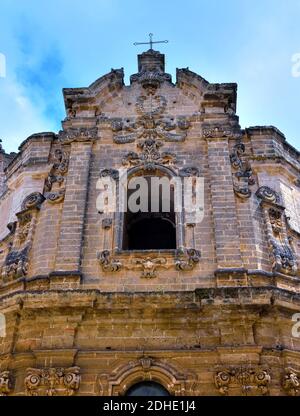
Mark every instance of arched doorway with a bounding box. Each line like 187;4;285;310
126;381;170;396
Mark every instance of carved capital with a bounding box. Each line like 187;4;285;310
25;367;80;396
215;367;271;396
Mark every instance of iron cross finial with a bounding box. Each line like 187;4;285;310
134;33;168;50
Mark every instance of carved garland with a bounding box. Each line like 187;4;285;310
25;367;81;396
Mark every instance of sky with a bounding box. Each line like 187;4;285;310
0;0;300;153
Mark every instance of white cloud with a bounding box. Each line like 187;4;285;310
0;76;57;153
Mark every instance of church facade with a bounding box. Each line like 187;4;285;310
0;49;300;396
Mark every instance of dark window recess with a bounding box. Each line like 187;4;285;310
126;381;170;396
122;176;176;250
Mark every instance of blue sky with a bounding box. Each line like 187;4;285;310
0;0;300;153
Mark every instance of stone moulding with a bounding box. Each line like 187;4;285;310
0;371;13;396
98;356;197;396
24;367;81;396
214;367;271;396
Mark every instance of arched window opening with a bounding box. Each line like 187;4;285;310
122;174;176;250
126;381;170;396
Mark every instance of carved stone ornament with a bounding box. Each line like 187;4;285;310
108;72;190;144
215;367;271;396
1;205;39;283
179;167;200;177
97;250;122;272
102;218;113;230
46;189;66;204
44;148;69;204
0;371;13;396
175;248;201;271
122;138;177;171
256;186;281;204
230;143;255;198
100;168;119;180
257;188;298;276
130;69;172;90
203;126;241;139
25;367;81;396
111;114;190;145
283;369;300;396
1;245;30;282
131;256;168;278
21;192;45;211
59;127;98;143
98;356;197;396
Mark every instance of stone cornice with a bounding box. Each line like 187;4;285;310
0;285;300;312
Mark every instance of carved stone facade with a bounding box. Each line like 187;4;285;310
0;49;299;396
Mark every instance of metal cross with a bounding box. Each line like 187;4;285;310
134;33;168;50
